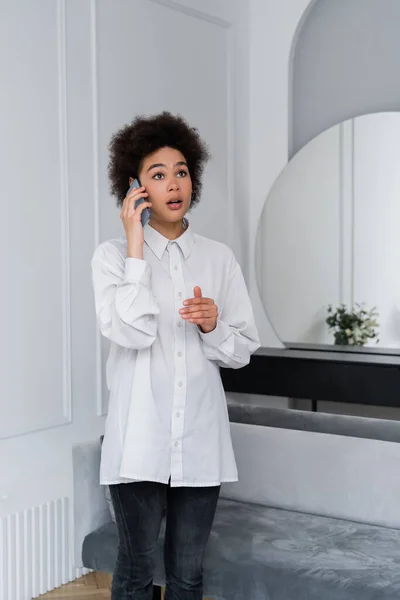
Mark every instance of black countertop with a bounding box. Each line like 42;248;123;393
255;346;400;366
220;347;400;409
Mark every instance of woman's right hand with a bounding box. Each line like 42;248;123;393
120;186;152;259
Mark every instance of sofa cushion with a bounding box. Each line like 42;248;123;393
82;498;400;600
221;422;400;529
99;435;116;523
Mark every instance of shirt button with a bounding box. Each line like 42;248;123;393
174;265;178;271
178;292;182;297
178;352;183;357
177;322;182;328
176;412;181;418
174;441;179;447
178;381;183;387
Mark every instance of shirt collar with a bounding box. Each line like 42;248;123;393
144;219;195;260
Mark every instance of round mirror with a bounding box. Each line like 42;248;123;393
256;112;400;350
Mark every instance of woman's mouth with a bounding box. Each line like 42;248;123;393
167;199;183;210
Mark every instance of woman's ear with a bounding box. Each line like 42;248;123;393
129;177;134;186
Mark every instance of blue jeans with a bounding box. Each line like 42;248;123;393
109;481;220;599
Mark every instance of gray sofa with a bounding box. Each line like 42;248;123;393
73;399;400;599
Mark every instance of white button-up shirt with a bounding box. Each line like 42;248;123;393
91;222;260;487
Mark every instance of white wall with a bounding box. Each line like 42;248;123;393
248;0;315;348
0;0;249;594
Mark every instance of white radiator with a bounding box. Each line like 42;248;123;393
0;497;91;600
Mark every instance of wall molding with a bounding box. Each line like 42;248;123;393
90;0;105;417
148;0;232;29
91;0;236;416
339;119;355;306
225;26;236;255
1;0;72;440
58;0;72;425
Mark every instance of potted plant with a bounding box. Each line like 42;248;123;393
326;303;379;346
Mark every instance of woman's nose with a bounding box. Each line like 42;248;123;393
168;178;179;191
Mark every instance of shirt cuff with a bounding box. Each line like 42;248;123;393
198;319;231;348
124;258;149;284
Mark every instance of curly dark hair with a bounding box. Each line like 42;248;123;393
108;111;210;208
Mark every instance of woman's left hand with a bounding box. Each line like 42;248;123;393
180;286;218;333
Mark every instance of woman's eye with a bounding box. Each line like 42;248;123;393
177;170;188;178
153;173;164;180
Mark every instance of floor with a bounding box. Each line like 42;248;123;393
38;573;112;599
38;574;208;599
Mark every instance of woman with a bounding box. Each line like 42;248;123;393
91;112;260;600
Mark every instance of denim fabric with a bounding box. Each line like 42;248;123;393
109;481;220;599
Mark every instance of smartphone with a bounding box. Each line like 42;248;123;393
127;178;151;227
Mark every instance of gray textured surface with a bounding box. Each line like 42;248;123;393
74;400;400;598
227;400;400;443
82;498;400;599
